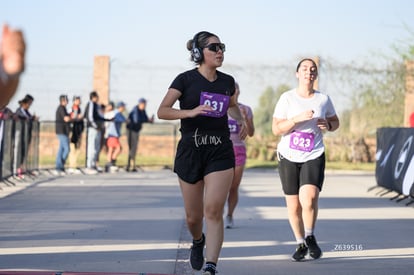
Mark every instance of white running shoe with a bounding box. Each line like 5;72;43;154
225;215;234;229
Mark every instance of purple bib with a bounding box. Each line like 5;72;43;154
289;131;315;152
228;119;240;133
200;92;230;118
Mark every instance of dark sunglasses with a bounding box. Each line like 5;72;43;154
204;43;226;53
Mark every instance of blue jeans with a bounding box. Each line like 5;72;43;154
86;127;101;168
56;134;70;170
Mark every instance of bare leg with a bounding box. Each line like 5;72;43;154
203;168;233;263
299;184;319;232
285;195;304;240
179;178;204;241
227;165;244;217
107;147;114;163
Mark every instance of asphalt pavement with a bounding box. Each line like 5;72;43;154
0;168;413;275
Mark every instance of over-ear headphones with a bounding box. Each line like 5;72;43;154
191;32;203;63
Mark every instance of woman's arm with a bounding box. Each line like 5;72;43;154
157;88;212;120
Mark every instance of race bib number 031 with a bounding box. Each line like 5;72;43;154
289;131;315;152
200;92;230;118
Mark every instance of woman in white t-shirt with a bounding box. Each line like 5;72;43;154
272;58;339;262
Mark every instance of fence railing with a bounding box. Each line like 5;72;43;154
0;119;40;179
0;119;178;180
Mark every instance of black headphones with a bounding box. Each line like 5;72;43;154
191;32;203;63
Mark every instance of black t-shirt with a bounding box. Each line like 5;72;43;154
55;105;70;135
170;68;235;134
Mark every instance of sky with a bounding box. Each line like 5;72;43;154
2;0;414;120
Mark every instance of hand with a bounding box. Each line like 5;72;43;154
294;109;314;123
188;104;213;118
1;24;26;76
316;118;330;130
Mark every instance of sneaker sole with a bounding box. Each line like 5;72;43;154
309;251;323;260
188;257;204;271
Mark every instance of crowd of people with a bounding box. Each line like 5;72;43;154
54;91;153;175
1;23;343;275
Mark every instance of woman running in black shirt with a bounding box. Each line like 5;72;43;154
157;31;246;275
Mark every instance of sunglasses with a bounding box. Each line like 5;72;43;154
204;43;226;53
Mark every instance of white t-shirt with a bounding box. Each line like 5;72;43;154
273;89;336;162
104;110;116;138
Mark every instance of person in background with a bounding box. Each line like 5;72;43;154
14;94;37;176
225;82;255;228
104;101;127;172
68;95;84;173
84;91;105;174
99;103;108;159
157;31;246;275
55;95;71;174
0;24;26;108
126;98;153;172
0;106;14;173
272;58;339;262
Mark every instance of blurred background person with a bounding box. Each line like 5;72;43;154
225;82;255;228
68;95;83;173
14;94;37;177
104;101;126;172
126;98;153;172
54;95;71;174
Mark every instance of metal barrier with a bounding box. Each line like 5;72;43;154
1;120;177;181
37;121;178;170
0;119;40;179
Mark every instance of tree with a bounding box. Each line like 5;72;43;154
253;84;291;138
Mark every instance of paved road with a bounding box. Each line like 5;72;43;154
0;168;413;275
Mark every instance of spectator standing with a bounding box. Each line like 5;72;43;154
55;95;71;174
84;91;105;174
126;98;153;172
14;94;37;176
68;96;84;172
104;101;127;172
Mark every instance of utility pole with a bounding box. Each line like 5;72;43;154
93;55;110;105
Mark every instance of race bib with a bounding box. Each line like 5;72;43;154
228;119;239;133
200;92;230;118
289;131;315;152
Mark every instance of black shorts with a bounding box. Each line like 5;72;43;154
278;152;325;195
174;133;235;184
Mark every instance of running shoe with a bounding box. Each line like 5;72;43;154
306;235;322;259
189;233;205;270
202;263;216;275
225;215;234;229
291;243;308;261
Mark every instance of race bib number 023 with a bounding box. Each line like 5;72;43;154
289;131;315;152
200;92;230;118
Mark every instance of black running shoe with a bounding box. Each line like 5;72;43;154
291;243;308;261
305;235;322;259
190;233;205;270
